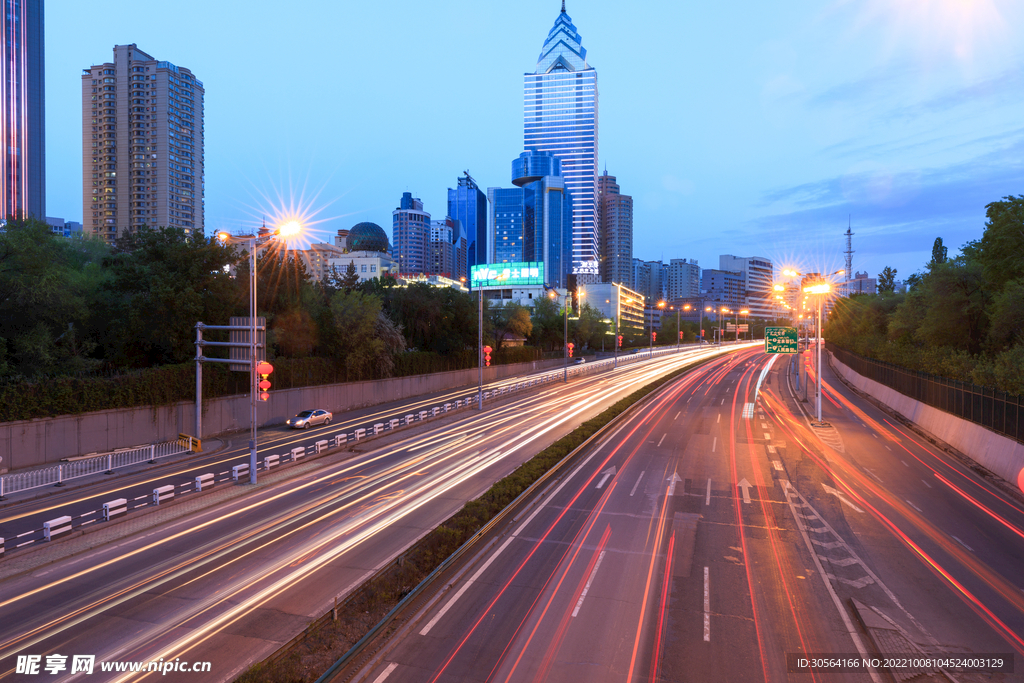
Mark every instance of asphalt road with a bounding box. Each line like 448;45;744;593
0;344;745;682
353;347;1024;682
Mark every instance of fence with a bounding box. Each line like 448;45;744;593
828;343;1023;444
0;441;186;498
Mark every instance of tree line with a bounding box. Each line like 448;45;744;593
826;195;1024;395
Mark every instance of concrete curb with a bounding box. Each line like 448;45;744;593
829;351;1024;494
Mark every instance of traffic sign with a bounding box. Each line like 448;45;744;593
765;326;798;354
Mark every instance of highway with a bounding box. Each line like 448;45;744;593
0;344;745;682
353;346;1024;682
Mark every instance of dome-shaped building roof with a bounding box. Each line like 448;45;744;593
348;222;390;253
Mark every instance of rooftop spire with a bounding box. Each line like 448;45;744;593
561;0;566;12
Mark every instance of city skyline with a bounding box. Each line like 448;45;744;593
41;0;1024;284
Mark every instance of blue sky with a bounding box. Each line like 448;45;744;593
46;0;1024;284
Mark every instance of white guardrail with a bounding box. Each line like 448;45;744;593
0;342;747;559
0;441;188;499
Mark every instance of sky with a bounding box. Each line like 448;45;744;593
46;0;1024;284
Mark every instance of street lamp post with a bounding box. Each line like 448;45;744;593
803;282;831;423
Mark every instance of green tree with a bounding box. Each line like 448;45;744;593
320;289;384;380
930;237;948;266
340;260;361;289
569;302;607;350
986;278;1024;351
526;295;564;351
977;195;1024;290
489;302;533;352
877;266;898;293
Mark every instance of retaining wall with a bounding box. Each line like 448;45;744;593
0;359;562;472
830;351;1024;493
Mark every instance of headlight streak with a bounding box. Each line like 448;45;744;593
757;388;1024;656
0;345;749;680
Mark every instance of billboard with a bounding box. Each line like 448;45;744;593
470;262;545;287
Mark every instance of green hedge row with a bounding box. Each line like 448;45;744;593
235;354;709;683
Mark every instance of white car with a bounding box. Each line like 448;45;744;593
286;409;332;429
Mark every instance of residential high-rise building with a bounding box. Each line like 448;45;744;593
701;268;745;311
524;2;599;282
667;258;700;299
448;172;487;270
82;44;204;241
487;150;573;288
392;192;430;275
632;258;666;304
598;170;632;285
2;0;45;219
719;254;774;318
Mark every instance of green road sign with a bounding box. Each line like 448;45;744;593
765;326;798;354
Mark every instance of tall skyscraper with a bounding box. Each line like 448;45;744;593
82;44;204;241
2;0;45;219
392;192;430;275
524;2;599;282
487;150;573;289
598;170;631;285
448;172;487;270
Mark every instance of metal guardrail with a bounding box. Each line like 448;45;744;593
0;442;188;498
828;343;1023;444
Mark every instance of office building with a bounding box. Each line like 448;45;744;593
82;44;203;241
598;171;632;286
525;3;599;282
667;258;700;299
486;150;573;289
392;192;430;275
719;254;774;318
1;0;45;219
588;282;644;333
702;268;745;311
429;216;466;280
448;172;487;270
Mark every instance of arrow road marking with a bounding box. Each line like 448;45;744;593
667;472;682;496
738;478;752;504
596;466;617;489
822;484;864;513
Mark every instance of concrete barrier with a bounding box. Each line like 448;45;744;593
830;351;1024;492
103;498;127;521
194;473;214;493
44;515;72;541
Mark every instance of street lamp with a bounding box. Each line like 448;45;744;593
653;300;666;355
216;222;301;485
803;281;831;423
740;309;749;341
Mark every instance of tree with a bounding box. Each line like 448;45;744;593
340;260;360;289
526;295;563;351
930;237;948;266
977;195;1024;290
878;266;898;293
904;273;923;291
320;289;384;380
489;302;533;352
569;302;608;350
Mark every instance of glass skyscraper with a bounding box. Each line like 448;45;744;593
447;172;487;271
524;2;598;282
488;150;573;288
2;0;45;219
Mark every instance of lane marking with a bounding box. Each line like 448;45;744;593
657;433;667;447
766;444;776;454
771;461;783;471
884;446;891;451
763;432;772;441
760;422;768;429
822;484;864;513
717;414;721;424
720;398;725;405
922;479;932;489
596;466;617;489
371;662;398;683
738;479;752;504
703;566;710;641
863;468;883;484
705;478;711;506
872;434;878;439
905;499;922;512
674;411;681;420
630;472;645;497
420;535;516;635
572;550;607;617
712;437;717;452
667;473;682;496
952;536;974;552
902;460;910;467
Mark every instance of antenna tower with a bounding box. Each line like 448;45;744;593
844;216;854;281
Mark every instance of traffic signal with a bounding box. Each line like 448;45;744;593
483;345;492;367
256;361;274;402
567;342;574;358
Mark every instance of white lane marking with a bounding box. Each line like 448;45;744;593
872;434;878;439
738;479;752;504
922;480;932;489
863;468;884;484
657;433;667;447
705;478;712;506
712;437;717;452
371;662;398;683
760;422;768;429
884;446;891;451
952;536;974;552
630;472;645;496
902;460;910;467
668;472;682;496
766;444;776;454
703;566;710;641
763;432;772;441
572;550;607;617
771;461;783;471
720;398;725;405
822;484;864;513
717;414;721;424
675;411;681;420
596;466;617;489
420;535;516;635
905;499;922;512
